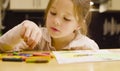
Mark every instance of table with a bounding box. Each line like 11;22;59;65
0;49;120;71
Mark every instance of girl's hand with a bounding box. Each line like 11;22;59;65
20;20;42;49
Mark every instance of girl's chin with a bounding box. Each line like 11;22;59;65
50;33;64;38
50;35;61;38
49;31;60;37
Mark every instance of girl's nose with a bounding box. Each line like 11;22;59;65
55;22;60;26
54;18;61;26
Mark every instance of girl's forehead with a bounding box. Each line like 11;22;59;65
52;0;73;7
50;0;74;15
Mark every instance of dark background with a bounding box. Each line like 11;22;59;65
89;11;120;49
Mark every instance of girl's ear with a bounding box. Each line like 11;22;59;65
75;26;81;31
76;23;81;30
76;19;85;30
77;26;80;30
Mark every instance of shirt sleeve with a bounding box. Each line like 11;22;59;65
0;23;23;52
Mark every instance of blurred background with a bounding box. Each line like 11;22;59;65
0;0;120;49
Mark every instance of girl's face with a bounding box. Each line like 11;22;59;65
46;0;79;38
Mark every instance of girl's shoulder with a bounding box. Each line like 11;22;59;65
70;34;99;50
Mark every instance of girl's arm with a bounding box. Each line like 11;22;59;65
0;23;23;52
0;20;42;52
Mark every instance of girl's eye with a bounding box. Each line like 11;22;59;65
64;17;71;21
50;11;56;16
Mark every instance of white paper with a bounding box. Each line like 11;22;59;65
52;50;120;64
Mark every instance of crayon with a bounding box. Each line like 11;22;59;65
19;53;33;57
26;59;49;63
2;56;23;62
0;54;2;59
27;56;51;61
13;51;19;55
33;52;54;58
2;56;22;58
33;52;50;56
2;58;23;62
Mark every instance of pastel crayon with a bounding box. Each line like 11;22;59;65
0;54;2;59
19;53;33;57
26;58;49;63
2;55;24;62
2;58;23;62
13;51;19;55
27;56;51;61
33;52;50;56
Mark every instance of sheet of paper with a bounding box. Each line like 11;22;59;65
52;50;120;64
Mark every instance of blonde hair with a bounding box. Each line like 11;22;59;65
45;0;91;35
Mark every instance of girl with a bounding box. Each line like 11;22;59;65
0;0;99;52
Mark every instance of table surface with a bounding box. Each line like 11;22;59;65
0;49;120;71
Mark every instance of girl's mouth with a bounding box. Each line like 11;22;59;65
50;27;60;32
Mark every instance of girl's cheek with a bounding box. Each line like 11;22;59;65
61;24;67;29
47;18;51;24
46;16;51;23
47;15;52;22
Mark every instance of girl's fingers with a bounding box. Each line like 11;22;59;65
20;20;41;49
20;25;26;38
24;27;32;40
26;28;38;48
20;21;31;41
29;41;36;49
27;29;42;49
20;20;29;37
